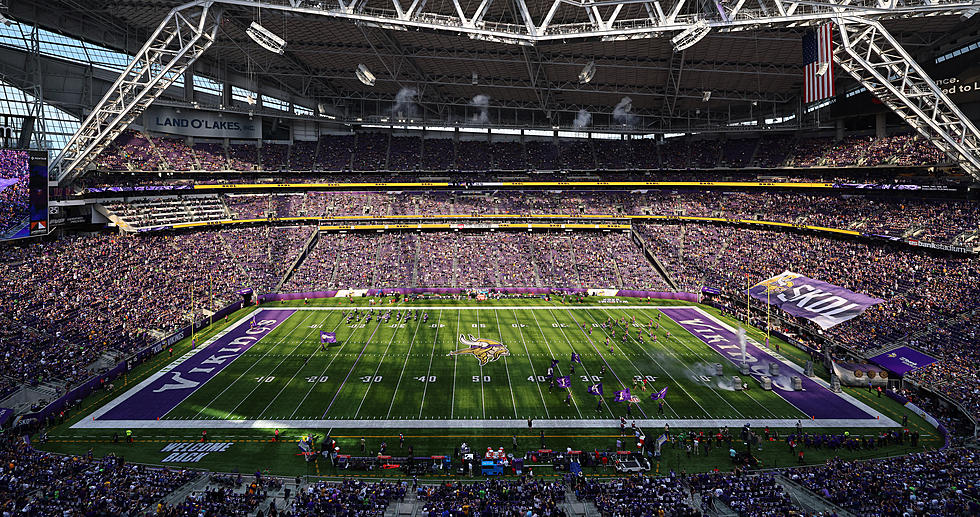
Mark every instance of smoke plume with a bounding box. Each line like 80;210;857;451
612;96;634;125
391;87;418;118
469;94;490;124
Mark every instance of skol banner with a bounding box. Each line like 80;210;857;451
144;107;261;139
748;271;884;329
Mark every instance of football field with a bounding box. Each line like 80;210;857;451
76;299;893;429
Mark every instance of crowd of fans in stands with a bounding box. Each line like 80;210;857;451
418;479;565;516
690;471;796;517
92;130;952;173
0;150;30;237
0;435;196;515
784;448;980;516
282;231;670;293
0;228;310;387
1;429;976;517
207;190;980;246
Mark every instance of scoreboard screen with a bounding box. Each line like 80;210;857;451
0;149;48;241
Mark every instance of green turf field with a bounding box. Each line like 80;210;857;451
152;302;810;422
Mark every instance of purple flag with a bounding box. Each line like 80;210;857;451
650;386;668;401
869;346;939;375
747;271;884;329
320;331;336;344
556;375;572;389
614;388;631;402
571;352;581;364
587;383;603;395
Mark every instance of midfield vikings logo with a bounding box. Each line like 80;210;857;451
449;334;510;366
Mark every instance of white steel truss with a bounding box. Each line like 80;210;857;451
52;1;222;184
835;16;980;180
55;0;980;182
215;0;979;43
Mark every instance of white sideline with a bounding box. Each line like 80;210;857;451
69;417;901;430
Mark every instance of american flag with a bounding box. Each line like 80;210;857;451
803;22;835;104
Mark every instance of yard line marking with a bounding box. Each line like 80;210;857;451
288;320;374;418
385;315;424;418
417;311;443;418
450;309;461;419
526;308;584;418
476;309;486;420
188;311;314;420
221;316;324;419
597;307;721;418
508;308;549;418
256;312;346;419
321;318;385;418
353;314;416;418
543;308;616;419
556;307;654;419
567;308;680;419
493;309;519;419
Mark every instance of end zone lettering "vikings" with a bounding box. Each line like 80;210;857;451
96;310;295;421
678;319;758;363
153;319;280;393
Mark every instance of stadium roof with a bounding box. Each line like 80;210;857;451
8;0;980;132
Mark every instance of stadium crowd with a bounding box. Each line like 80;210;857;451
784;448;980;516
690;471;796;517
91;130;952;173
576;473;701;516
206;190;980;246
282;231;670;292
0;435;197;515
0;228;309;387
418;478;565;516
0;149;30;237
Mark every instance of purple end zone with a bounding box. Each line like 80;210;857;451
99;309;296;420
660;307;873;420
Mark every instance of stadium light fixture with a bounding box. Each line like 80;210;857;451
578;61;596;84
472;71;479;85
356;64;376;87
671;20;711;52
246;22;286;55
702;91;711;102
